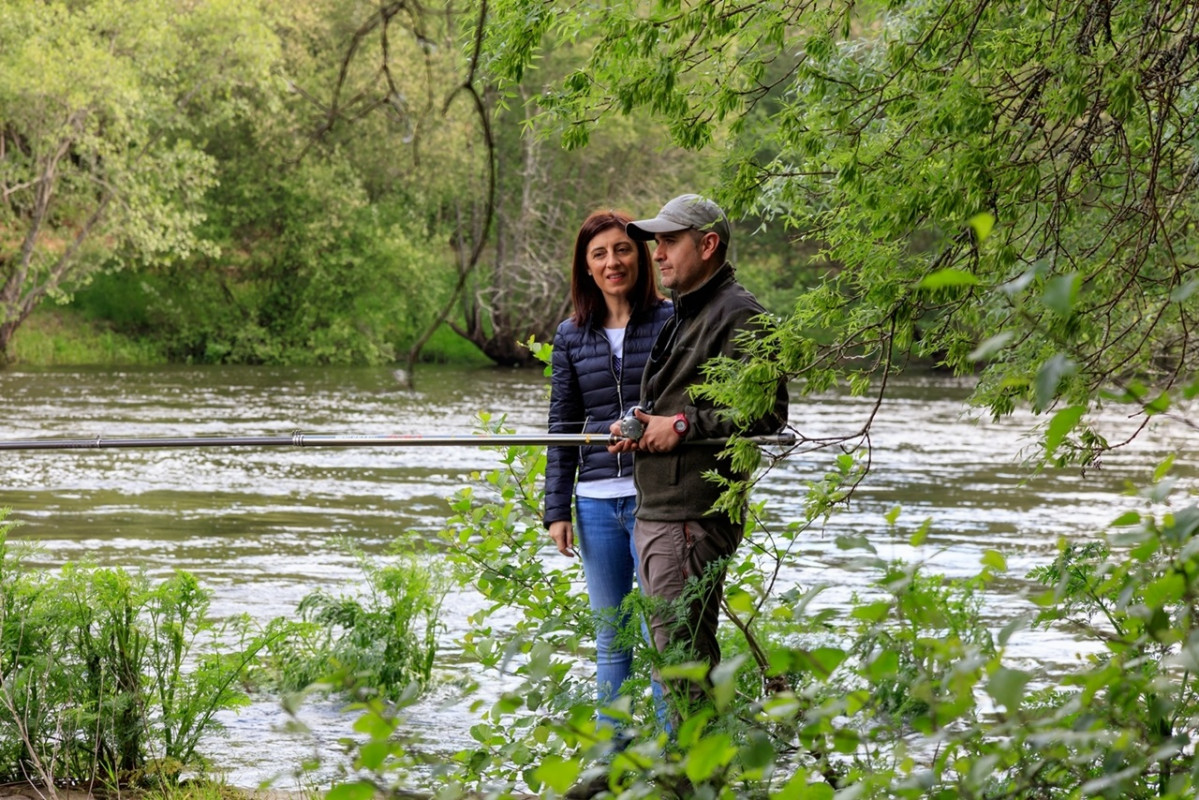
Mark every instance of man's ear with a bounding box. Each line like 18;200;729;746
699;231;721;260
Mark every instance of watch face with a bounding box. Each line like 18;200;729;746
673;416;688;434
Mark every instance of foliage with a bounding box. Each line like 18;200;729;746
0;0;279;363
317;433;1199;799
0;520;268;787
224;0;715;370
141;169;449;365
3;0;747;370
261;548;445;700
482;0;1199;466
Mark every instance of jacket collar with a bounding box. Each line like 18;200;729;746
673;262;735;318
584;296;665;330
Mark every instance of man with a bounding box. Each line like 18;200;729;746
608;193;789;710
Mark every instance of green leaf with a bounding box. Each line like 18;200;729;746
675;707;714;749
725;588;756;616
968;331;1014;362
1144;572;1185;609
987;666;1031;711
980;549;1007;572
532;755;580;793
865;650;899;681
1001;268;1037;297
1035;353;1076;410
356;740;392;771
806;646;848;678
684;733;737;783
851;600;892;623
760;693;802;720
884;504;901;525
326;781;376;800
998;614;1030;646
710;654;745;710
1111;511;1142;527
1144;392;1170;415
832;728;860;754
835;533;877;553
910;517;933;546
1153;454;1175;483
1030;589;1058;607
778;770;833;800
1042;273;1079;316
1171;277;1199;302
1045;404;1085;454
919;268;979;289
740;730;775;771
661;661;710;685
968;211;995;242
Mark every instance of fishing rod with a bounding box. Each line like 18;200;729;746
0;430;798;452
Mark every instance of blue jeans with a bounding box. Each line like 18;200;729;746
575;495;639;721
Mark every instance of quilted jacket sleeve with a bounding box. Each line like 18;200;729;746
544;323;582;526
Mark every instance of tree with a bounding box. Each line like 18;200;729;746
484;0;1199;463
290;0;711;372
467;82;705;366
0;0;279;364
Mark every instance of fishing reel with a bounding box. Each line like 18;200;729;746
618;406;646;441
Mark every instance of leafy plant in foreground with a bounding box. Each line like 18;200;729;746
0;527;268;788
261;549;446;701
318;434;1199;799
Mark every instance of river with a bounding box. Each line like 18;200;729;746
1;364;1194;789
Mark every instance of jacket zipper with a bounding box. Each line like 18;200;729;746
612;320;626;477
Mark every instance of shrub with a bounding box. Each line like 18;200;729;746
0;516;267;788
262;549;445;700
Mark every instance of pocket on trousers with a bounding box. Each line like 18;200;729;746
685;519;740;566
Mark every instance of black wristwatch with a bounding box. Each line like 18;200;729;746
672;413;690;437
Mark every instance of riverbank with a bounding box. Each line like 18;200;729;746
0;783;535;800
5;309;491;369
8;309;161;367
0;784;290;800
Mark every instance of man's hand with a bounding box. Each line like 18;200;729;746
607;407;682;454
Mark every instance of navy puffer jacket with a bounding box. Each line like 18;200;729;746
544;299;673;527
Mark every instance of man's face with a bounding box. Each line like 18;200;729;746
652;229;718;295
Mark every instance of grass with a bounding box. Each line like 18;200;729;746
0;778;310;800
8;308;162;367
7;309;494;369
413;324;493;366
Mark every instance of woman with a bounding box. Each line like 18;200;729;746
544;209;672;723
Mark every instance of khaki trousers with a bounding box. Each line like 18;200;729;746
633;517;743;702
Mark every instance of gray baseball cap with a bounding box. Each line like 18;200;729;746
626;193;731;244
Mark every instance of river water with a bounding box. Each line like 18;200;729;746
1;364;1195;789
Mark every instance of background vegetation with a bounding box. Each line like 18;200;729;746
4;0;1199;798
1;0;763;371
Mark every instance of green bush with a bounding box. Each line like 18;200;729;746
0;515;267;788
261;549;445;700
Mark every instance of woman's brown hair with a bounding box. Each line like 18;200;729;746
569;209;661;326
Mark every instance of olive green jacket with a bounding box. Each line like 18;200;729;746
633;262;789;526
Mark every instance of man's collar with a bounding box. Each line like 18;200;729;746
673;262;734;315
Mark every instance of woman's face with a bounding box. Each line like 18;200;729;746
586;226;640;301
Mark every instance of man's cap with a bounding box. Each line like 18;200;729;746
626;194;731;244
